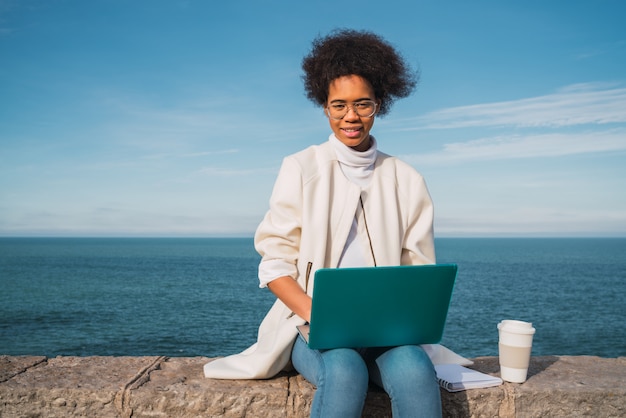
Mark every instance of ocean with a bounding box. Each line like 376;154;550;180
1;237;624;359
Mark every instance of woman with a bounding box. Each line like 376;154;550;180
205;29;451;417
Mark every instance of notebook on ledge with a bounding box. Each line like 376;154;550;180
297;264;457;350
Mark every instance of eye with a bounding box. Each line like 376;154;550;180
355;102;374;110
330;103;346;110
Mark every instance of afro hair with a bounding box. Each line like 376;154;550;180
301;29;419;116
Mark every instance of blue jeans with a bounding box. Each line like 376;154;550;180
291;336;442;418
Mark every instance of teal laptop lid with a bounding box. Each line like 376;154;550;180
300;264;457;350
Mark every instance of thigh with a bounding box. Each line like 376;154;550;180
366;345;437;388
366;345;442;417
291;335;324;385
291;336;368;387
292;337;370;418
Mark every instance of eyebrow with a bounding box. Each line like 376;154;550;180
329;97;373;104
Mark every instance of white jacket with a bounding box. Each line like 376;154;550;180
204;141;440;379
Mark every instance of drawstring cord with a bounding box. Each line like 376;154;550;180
359;196;377;267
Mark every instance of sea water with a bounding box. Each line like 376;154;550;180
1;237;624;358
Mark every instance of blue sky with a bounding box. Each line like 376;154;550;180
1;0;625;237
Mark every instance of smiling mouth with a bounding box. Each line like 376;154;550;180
342;127;362;137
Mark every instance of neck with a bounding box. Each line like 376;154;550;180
352;135;371;152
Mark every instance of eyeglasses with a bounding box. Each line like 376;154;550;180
325;100;378;120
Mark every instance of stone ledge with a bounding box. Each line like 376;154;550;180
1;355;624;417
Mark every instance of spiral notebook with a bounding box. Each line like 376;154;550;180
297;264;457;350
435;364;503;392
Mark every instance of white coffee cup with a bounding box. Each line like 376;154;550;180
497;320;536;383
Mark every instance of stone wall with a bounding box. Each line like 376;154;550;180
1;355;624;417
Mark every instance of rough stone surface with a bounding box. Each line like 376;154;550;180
1;355;624;417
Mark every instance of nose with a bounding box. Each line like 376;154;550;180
344;105;359;120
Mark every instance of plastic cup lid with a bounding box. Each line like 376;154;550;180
498;319;536;334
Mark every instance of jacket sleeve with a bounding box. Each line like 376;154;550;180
254;156;304;281
401;171;436;266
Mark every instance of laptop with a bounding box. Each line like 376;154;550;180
297;263;457;350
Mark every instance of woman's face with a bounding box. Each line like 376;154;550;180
326;75;378;152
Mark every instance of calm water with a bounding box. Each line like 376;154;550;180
0;237;624;359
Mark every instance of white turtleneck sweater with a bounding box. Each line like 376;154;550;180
258;134;377;288
330;134;377;268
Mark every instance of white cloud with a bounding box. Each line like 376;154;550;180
181;149;239;158
395;82;626;130
575;40;626;60
435;208;626;237
196;166;272;177
0;210;258;237
140;149;239;160
401;128;626;165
